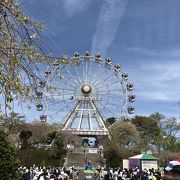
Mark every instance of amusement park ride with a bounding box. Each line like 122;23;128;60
35;52;135;137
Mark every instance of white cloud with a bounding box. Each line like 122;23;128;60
127;47;180;59
62;0;91;17
129;49;180;102
91;0;128;56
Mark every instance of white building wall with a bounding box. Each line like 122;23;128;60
123;159;129;169
141;160;158;170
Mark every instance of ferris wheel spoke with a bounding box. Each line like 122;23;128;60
58;83;76;94
93;74;115;88
88;60;93;83
56;84;75;92
67;65;81;84
46;94;72;101
97;82;118;90
44;94;65;104
59;92;74;96
97;90;125;104
66;68;81;87
48;90;74;98
47;103;74;117
60;76;78;89
45;99;75;113
97;93;123;99
59;91;75;96
91;69;108;85
46;89;74;97
106;89;124;92
60;73;79;88
96;101;118;118
47;97;75;107
85;60;88;84
71;63;83;85
96;80;122;89
81;60;87;83
50;68;62;82
101;99;122;109
47;73;77;91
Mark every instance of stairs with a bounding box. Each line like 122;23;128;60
67;152;102;169
67;152;85;168
86;153;102;168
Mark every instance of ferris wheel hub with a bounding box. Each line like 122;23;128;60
81;84;92;95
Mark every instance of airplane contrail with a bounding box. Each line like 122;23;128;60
91;0;128;56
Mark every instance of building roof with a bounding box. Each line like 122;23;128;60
129;154;157;160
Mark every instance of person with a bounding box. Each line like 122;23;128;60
85;160;93;170
94;169;100;180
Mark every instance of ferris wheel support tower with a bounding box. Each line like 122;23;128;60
62;85;109;136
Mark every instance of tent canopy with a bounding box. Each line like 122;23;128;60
129;154;157;160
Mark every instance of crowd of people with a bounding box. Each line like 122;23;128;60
18;165;78;180
94;167;163;180
18;165;166;180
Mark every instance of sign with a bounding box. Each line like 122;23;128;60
88;148;98;153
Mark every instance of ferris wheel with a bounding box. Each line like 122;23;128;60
34;52;135;134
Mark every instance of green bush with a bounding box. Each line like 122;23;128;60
17;148;65;167
0;129;19;180
104;148;122;168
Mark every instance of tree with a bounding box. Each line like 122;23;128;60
28;122;54;144
160;117;180;138
19;130;32;149
110;121;140;148
132;114;162;151
3;112;25;134
104;146;122;168
159;117;180;153
0;129;19;179
60;129;82;148
46;131;57;144
50;136;67;159
0;0;60;112
103;121;140;167
132;113;180;154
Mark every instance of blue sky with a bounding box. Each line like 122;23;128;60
15;0;180;122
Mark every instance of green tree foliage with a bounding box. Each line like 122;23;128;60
46;131;57;144
19;130;32;149
104;114;179;166
103;121;140;166
104;147;121;168
132;113;180;154
50;136;67;159
0;129;19;179
132;113;162;149
110;121;140;148
159;117;180;153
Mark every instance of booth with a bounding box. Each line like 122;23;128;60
129;154;158;170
